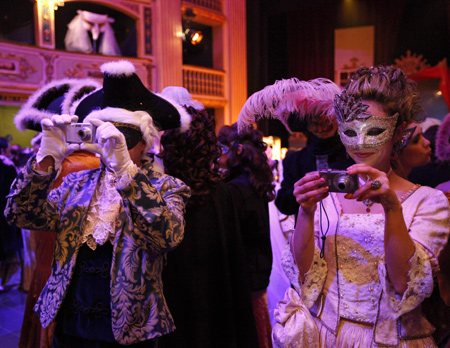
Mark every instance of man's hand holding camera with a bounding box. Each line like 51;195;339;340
36;114;81;172
80;119;135;177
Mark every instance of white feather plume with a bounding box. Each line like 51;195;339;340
101;60;135;76
237;77;341;133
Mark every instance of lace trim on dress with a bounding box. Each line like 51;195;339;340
281;244;301;294
81;171;122;250
302;247;328;308
378;242;434;320
281;243;327;308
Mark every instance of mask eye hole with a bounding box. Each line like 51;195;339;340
367;128;386;136
344;129;357;137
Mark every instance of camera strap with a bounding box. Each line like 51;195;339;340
319;200;330;258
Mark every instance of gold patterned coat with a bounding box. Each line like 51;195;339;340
4;157;190;345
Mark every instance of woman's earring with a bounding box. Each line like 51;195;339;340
392;140;401;156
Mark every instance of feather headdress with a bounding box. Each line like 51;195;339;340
237;77;341;133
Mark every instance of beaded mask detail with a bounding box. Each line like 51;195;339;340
334;91;398;149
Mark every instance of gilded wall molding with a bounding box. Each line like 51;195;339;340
0;54;38;81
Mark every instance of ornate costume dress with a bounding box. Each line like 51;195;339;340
276;186;450;347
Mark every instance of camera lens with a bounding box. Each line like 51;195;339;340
335;174;353;192
77;128;91;141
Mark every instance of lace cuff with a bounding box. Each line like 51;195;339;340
281;243;302;294
301;246;327;308
378;242;434;319
114;163;139;190
281;244;327;308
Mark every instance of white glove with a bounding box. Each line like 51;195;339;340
80;119;135;177
36;114;80;170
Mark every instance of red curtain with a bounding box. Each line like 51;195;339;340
408;59;450;110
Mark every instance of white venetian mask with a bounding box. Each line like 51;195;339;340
338;113;398;149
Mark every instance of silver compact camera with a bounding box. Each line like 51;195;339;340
66;123;97;143
319;169;359;193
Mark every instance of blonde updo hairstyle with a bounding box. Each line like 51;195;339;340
345;65;426;128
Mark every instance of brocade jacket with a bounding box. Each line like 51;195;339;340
4;157;190;345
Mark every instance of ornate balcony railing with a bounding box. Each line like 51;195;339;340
183;0;222;12
183;65;226;107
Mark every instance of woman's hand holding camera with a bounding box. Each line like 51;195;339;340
293;171;329;214
345;163;401;212
37;114;80;171
81;119;134;177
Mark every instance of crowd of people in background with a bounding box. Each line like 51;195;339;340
0;61;449;348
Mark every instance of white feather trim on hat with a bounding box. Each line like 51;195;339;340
62;78;101;115
84;107;159;155
237;77;341;133
69;86;102;117
101;60;135;76
14;78;77;131
159;86;205;111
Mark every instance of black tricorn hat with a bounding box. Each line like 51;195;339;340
14;78;101;132
74;60;191;132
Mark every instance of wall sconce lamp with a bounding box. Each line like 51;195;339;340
183;8;203;46
54;0;65;10
36;0;65;11
184;28;203;45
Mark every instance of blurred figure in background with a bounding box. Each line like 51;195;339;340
391;122;432;179
408;114;450;187
218;123;275;348
427;113;450;348
0;137;21;293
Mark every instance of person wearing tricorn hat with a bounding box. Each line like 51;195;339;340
5;60;191;347
12;77;102;348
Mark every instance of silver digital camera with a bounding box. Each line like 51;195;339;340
66;123;97;143
319;169;359;193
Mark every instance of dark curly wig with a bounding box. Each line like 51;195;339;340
218;124;275;202
160;106;221;208
345;65;426;127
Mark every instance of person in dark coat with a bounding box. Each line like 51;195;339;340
159;87;260;348
218;123;275;348
275;128;353;216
